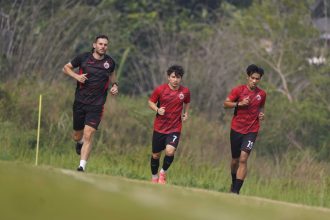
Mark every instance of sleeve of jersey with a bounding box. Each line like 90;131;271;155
110;60;116;73
227;87;239;102
184;89;191;103
106;56;116;73
149;86;161;103
70;53;83;68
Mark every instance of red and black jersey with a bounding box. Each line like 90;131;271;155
70;52;116;105
149;84;190;134
227;85;266;134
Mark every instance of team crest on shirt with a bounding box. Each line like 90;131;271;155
104;61;110;69
178;92;184;100
256;94;261;101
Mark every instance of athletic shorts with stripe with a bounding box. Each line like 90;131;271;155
152;131;181;153
230;129;258;158
73;101;104;130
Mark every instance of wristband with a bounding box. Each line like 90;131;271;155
112;82;118;87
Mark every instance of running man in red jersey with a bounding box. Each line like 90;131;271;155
148;65;190;184
224;64;266;194
63;35;118;172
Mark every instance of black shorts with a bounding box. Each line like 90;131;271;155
73;101;104;130
230;129;258;158
152;131;181;153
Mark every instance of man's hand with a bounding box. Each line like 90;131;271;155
110;84;118;95
182;113;188;121
75;73;88;83
157;107;165;115
259;112;265;121
239;97;250;107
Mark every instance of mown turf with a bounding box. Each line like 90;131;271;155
1;161;329;220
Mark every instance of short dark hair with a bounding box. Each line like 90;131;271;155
257;67;264;77
246;64;264;77
95;34;109;42
91;35;109;52
246;64;259;76
167;65;184;77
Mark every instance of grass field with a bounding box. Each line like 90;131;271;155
1;161;329;220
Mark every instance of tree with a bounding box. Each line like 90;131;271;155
233;0;319;102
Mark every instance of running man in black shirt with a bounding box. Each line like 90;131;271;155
63;35;118;172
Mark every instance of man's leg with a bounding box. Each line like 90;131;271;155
72;101;86;155
78;125;96;171
151;152;161;183
232;151;250;194
158;133;180;184
232;132;257;193
230;129;242;192
150;131;165;182
162;145;176;171
158;145;176;184
230;158;239;191
72;130;83;155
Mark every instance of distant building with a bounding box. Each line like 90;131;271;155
311;0;330;40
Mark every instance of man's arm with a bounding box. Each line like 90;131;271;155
109;71;118;95
148;100;165;115
259;106;265;121
110;71;117;84
182;103;190;121
223;97;238;109
258;93;266;120
62;62;88;83
223;97;250;109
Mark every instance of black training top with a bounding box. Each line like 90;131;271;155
70;52;116;105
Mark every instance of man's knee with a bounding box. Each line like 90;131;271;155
72;131;83;142
231;158;239;166
239;157;248;165
239;150;250;163
83;126;96;141
165;145;176;156
152;152;161;159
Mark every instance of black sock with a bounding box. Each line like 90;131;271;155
150;157;160;175
231;173;236;186
232;179;244;194
162;155;174;171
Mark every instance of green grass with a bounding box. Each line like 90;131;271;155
1;144;329;208
1;161;329;220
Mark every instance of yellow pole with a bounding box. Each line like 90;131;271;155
35;94;42;166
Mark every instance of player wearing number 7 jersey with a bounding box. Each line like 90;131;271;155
148;65;190;184
224;64;266;194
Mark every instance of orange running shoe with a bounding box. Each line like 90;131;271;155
158;172;166;184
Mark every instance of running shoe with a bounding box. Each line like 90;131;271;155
151;177;159;183
158;172;166;184
77;166;84;172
